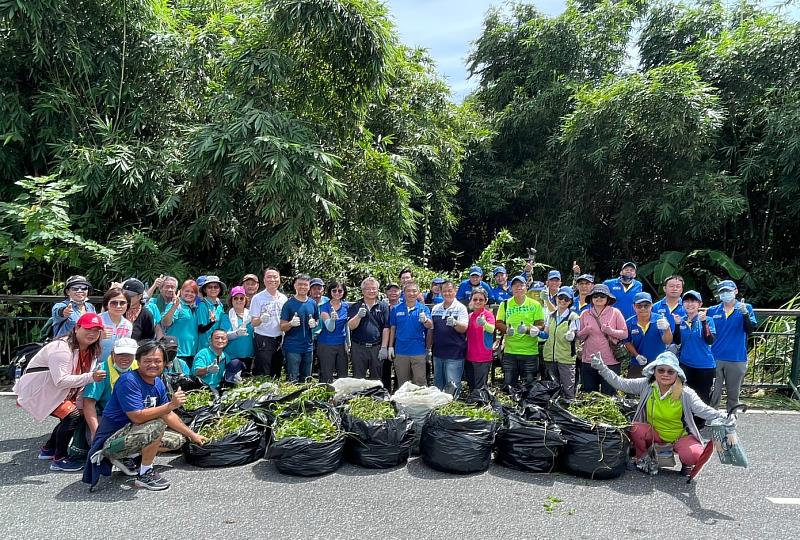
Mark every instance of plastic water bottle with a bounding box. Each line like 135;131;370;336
14;364;22;382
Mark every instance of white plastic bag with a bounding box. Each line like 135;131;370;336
331;377;383;400
391;382;453;454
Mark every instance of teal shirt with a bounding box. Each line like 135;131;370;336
224;313;255;359
192;347;228;389
163;302;199;357
82;359;132;411
197;300;225;351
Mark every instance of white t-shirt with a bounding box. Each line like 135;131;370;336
249;289;288;337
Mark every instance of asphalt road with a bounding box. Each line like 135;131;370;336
1;396;797;540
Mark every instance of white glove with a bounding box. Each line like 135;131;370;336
656;317;669;331
378;347;389;361
446;315;455;327
737;301;748;314
289;315;301;327
568;312;579;322
418;312;427;323
308;317;317;329
331;310;339;321
635;354;647;366
565;330;576;341
517;322;528;335
236;326;248;336
207;364;220;374
260;306;271;321
388;347;395;359
590;353;604;370
529;326;540;337
506;325;515;337
476;315;486;327
358;306;367;318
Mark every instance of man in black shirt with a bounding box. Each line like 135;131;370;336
347;277;390;381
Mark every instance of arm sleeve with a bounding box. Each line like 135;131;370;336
280;301;292;321
595;362;649;393
702;319;715;345
743;306;756;335
672;323;682;345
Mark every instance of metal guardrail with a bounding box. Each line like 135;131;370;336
1;296;798;393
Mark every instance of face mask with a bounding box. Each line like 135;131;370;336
719;291;735;303
620;275;633;284
113;363;131;372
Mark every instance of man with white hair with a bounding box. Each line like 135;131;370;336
347;277;390;380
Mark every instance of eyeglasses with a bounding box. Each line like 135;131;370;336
656;368;677;375
109;300;128;307
473;298;486;303
233;296;246;301
205;284;220;289
69;286;89;292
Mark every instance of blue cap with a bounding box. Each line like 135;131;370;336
547;270;561;280
510;275;527;286
528;281;545;292
683;290;702;302
556;286;574;299
576;273;594;283
469;266;482;276
196;275;208;287
431;276;445;285
633;292;653;304
717;280;737;292
310;278;324;287
492;266;507;275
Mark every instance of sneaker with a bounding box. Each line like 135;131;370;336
134;469;170;491
50;458;84;472
679;465;694;477
38;447;56;460
110;457;138;477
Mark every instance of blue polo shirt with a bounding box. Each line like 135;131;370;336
100;371;168;434
677;316;717;369
430;301;469;359
491;285;512;303
280;297;320;354
652;297;687;332
389;301;431;356
456;279;493;303
707;302;756;362
603;278;642;320
625;314;668;364
318;301;349;346
573;297;591;314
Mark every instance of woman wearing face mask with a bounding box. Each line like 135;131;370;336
197;275;226;350
672;290;717;416
122;278;157;341
98;288;134;365
589;351;727;476
576;284;628;395
51;275;97;337
161;280;210;368
223;286;255;378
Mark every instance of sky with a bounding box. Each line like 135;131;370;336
385;0;567;101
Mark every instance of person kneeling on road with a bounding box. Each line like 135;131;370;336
83;340;207;491
589;351;727;476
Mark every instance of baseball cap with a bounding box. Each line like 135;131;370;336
621;261;637;271
492;266;507;275
242;273;259;284
196;275;208;287
469;266;482;276
230;286;247;297
385;282;400;291
682;290;703;302
717;280;737;292
547;270;561;280
160;335;179;351
509;275;527;286
114;337;139;355
528;281;545;292
576;273;595;283
431;277;445;285
310;278;325;287
76;313;104;330
121;278;145;297
556;286;574;299
633;292;653;304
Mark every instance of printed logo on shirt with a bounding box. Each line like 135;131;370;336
712;314;723;319
631;328;641;335
143;396;158;409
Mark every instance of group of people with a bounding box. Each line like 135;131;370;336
12;260;755;488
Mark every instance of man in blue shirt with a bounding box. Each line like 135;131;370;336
572;274;594;314
652;275;687;334
623;292;673;378
83;340;206;491
708;280;756;412
388;281;433;386
280;274;320;382
490;266;512;304
456;266;493;304
603;262;643;321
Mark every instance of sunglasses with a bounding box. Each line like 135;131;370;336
69;286;89;292
108;300;128;307
593;294;608;299
331;288;344;293
656;367;677;375
233;296;246;301
635;303;652;308
205;284;221;289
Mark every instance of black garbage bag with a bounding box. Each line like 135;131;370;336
184;410;268;468
614;397;640;421
549;403;630;480
494;413;566;472
513;380;562;407
162;373;207;394
420;411;498;474
341;411;415;469
175;385;220;425
267;402;345;476
519;403;550;421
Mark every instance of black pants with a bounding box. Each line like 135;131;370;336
253;334;283;378
317;343;348;383
46;410;82;460
502;353;538;390
580;363;621;396
464;361;491;392
681;363;716;427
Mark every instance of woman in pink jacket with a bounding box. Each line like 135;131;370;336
14;313;107;472
577;283;628;395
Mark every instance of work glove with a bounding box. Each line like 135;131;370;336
590;353;604;370
418;311;428;323
506;325;515;337
476;315;486;327
358;306;368;318
656;317;669;331
260;307;271;322
517;322;528;335
568;312;579;322
538;331;549;340
378;347;389;361
331;310;339;321
236;326;248;336
446;315;456;327
388;347;396;360
308;317;317;329
207;364;220;374
565;330;576;341
737;300;748;315
635;354;647;366
289;315;301;327
528;326;540;337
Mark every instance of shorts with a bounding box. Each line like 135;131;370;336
102;419;186;459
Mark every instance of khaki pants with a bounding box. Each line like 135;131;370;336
102;419;185;459
394;355;426;386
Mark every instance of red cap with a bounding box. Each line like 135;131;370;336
76;313;104;330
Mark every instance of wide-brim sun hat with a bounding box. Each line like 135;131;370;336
643;351;686;382
587;283;616;305
201;275;227;294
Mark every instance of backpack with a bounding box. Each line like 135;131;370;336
6;342;46;381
